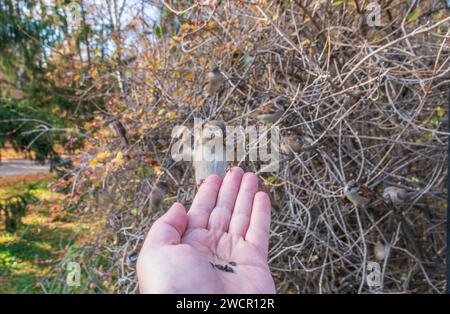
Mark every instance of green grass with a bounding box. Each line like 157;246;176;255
0;177;100;293
0;178;55;200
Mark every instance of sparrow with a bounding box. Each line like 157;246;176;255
280;131;312;155
203;67;225;96
374;241;389;261
96;188;115;208
126;252;139;266
343;180;375;207
148;181;169;210
193;120;228;186
108;118;129;148
255;103;285;124
383;186;411;205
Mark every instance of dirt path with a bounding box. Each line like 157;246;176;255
0;159;50;176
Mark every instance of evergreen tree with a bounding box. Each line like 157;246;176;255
0;0;89;162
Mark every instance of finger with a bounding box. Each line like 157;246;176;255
187;175;222;229
208;167;244;232
228;172;259;236
143;202;188;246
245;192;272;258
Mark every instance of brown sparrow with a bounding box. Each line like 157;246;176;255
203;67;225;96
96;188;115;208
343;180;375;207
109;118;129;147
193;120;228;185
280;131;307;155
255;103;285;124
383;186;411;205
148;181;169;210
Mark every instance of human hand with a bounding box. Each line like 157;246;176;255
137;167;276;294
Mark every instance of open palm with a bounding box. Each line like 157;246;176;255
137;167;276;294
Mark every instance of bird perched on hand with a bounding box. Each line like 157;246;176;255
193;120;228;186
383;186;412;205
255;103;285;124
148;181;169;211
203;67;226;96
343;180;375;207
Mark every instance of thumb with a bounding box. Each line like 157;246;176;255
144;202;188;246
